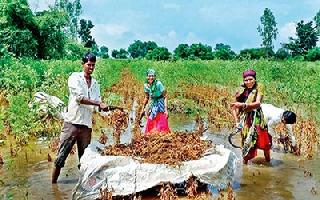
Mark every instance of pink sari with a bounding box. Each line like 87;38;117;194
144;112;170;135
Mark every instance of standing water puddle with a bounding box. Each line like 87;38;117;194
0;114;319;199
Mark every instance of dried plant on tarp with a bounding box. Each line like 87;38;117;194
99;131;214;166
159;183;178;200
191;193;209;200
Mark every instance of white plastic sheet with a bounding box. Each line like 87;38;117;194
72;141;238;199
32;92;66;120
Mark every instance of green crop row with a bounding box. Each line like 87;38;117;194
0;57;319;141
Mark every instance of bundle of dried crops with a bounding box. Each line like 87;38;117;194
100;131;214;166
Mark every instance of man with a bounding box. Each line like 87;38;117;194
52;52;109;183
261;103;298;154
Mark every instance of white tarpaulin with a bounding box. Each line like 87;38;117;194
72;141;238;199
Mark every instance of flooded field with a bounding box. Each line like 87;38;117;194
0;114;319;200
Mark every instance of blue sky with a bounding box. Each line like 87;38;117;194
29;0;320;52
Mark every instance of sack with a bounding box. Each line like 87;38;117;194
32;92;66;120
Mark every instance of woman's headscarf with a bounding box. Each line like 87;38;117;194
243;69;256;79
146;69;156;77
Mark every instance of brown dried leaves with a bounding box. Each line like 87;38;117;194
182;85;234;130
159;183;178;200
100;132;213;166
276;119;318;158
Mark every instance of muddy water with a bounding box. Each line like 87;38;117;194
0;114;319;200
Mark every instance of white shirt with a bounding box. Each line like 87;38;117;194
261;103;296;146
64;72;101;128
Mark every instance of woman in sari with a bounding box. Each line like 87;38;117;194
140;69;170;134
231;69;271;164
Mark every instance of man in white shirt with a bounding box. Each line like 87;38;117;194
52;52;109;183
261;104;298;154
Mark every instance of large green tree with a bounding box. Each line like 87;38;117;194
173;44;190;59
314;10;320;35
275;48;290;60
64;39;88;60
127;40;158;58
174;43;214;60
78;19;96;48
99;46;109;59
189;43;214;60
0;0;38;57
145;47;171;61
284;20;318;56
213;43;236;60
257;8;278;54
127;40;145;58
111;48;128;59
0;0;72;59
239;47;274;59
306;47;320;61
35;10;68;59
54;0;82;39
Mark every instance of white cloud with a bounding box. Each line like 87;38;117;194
90;24;132;50
198;3;258;23
28;0;55;12
163;3;181;11
168;30;177;38
134;30;178;51
272;22;297;49
184;32;201;44
134;30;212;51
93;24;129;37
304;0;320;9
279;22;296;42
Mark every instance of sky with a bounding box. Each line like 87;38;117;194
28;0;320;53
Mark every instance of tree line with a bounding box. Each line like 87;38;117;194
1;1;320;61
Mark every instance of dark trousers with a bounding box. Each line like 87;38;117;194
54;122;92;168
